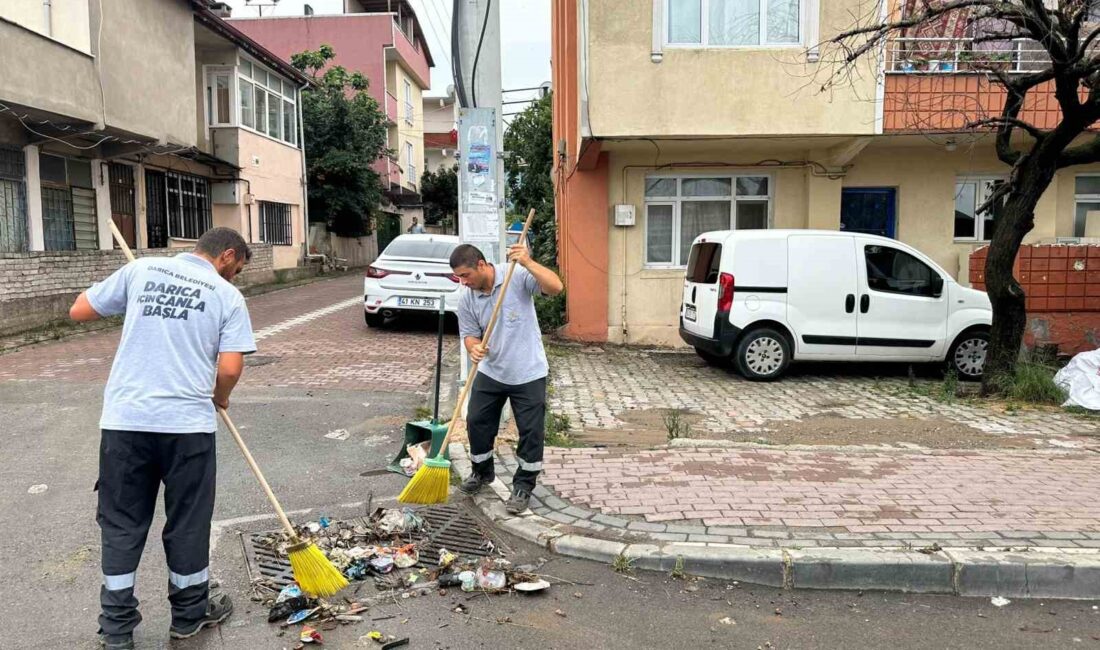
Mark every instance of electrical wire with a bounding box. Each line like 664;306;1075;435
451;0;468;107
470;0;492;107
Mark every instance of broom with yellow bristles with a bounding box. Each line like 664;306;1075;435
399;208;536;505
107;221;347;598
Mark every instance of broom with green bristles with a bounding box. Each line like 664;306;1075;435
107;221;348;598
399;208;536;505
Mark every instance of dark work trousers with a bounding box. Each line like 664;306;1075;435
96;429;216;636
466;374;546;493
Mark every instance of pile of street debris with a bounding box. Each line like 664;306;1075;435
249;507;551;647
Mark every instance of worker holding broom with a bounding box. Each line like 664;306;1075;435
450;240;564;514
70;227;255;650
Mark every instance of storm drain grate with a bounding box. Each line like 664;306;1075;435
242;503;493;589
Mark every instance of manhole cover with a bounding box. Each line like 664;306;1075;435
244;355;279;367
242;504;493;589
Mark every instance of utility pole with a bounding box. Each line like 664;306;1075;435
452;0;504;385
453;0;505;264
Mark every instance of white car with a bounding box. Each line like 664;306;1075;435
363;234;461;327
680;230;993;381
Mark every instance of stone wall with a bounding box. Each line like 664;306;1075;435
970;244;1100;356
0;245;275;336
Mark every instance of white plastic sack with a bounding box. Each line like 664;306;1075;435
1054;348;1100;410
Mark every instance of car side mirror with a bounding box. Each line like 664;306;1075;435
930;276;944;298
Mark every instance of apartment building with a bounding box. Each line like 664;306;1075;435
552;0;1100;345
229;0;434;251
0;0;310;270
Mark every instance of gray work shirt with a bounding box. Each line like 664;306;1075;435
458;264;548;386
86;253;256;433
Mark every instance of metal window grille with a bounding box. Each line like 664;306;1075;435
144;170;168;248
164;171;211;240
259;201;292;245
0;147;27;252
42;186;75;251
108;163;136;248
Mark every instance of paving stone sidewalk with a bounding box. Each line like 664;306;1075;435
550;347;1100;440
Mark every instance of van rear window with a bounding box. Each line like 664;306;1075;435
686;243;722;284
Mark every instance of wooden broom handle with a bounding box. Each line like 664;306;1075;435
109;220;137;263
435;209;536;456
108;221;300;540
218;407;299;538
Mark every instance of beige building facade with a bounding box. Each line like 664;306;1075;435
0;0;309;269
553;0;1097;346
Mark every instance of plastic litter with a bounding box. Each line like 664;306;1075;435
438;548;457;568
276;584;303;603
362;630;385;644
375;508;424;535
288;607;320;624
514;579;550;593
268;597;310;623
991;596;1011;607
458;570;477;592
393;546;419;569
475;567;507;592
369;557;395;574
319;517;332;529
299;625;323;644
1054;349;1100;410
27;484;48;494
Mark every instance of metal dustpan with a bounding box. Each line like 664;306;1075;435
388;300;451;475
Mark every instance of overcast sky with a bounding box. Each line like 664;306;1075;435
222;0;551;110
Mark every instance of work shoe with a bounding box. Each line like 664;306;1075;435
169;593;234;640
505;489;531;514
460;472;493;496
98;633;134;650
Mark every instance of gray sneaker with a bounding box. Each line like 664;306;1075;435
169;593;233;640
505;489;531;514
98;634;134;650
460;473;493;496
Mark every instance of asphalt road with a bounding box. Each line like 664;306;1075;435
1;277;1097;649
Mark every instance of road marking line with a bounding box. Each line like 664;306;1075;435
252;296;361;342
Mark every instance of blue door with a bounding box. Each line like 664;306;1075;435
841;188;897;238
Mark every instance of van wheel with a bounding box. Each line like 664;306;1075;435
364;312;385;328
948;330;989;380
695;347;730;367
735;328;791;381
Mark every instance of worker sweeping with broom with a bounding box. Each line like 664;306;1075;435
452;236;564;513
70;228;255;650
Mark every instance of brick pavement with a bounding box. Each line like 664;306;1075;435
0;274;453;393
550;347;1100;439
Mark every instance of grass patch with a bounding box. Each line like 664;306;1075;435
669;556;686;580
413;406;433;421
611;552;635;574
1065;405;1100;418
449;466;462;487
663;408;692;441
545;412;580;447
993;362;1066;406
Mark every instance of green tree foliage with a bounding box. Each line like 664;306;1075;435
291;45;390;237
420;164;458;226
504;93;556;267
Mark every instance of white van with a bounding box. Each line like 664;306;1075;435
679;230;992;381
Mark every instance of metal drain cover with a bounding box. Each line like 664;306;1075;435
242;503;493;589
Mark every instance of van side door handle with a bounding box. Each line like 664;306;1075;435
691;287;697;303
845;294;855;313
860;294;870;313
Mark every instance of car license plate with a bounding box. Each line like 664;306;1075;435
684;305;697;322
399;297;437;308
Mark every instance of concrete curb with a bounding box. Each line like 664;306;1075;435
450;443;1100;599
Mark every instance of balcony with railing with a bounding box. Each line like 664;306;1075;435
887;37;1051;74
882;36;1071;132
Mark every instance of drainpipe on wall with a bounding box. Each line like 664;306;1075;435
41;0;51;37
297;83;309;263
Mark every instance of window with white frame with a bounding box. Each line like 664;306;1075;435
229;58;298;147
644;175;771;266
954;176;1005;241
406;141;417;186
404;79;414;125
1074;175;1100;237
667;0;803;47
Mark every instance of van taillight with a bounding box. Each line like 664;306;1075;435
718;273;735;311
